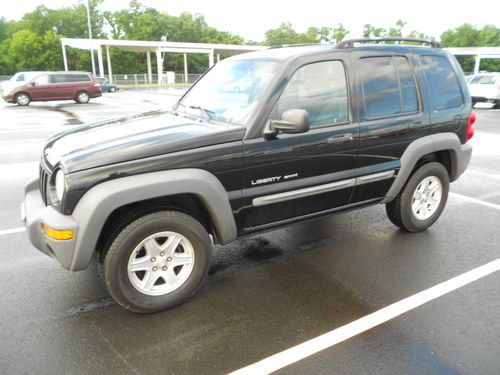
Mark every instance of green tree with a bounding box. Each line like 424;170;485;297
6;29;45;70
103;2;244;73
362;24;385;38
331;24;349;43
265;22;304;45
264;22;349;45
441;24;500;72
42;30;63;70
386;20;406;37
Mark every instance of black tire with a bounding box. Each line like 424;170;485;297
75;91;90;104
109;87;116;92
386;162;449;232
493;102;500;110
99;211;212;313
15;92;31;106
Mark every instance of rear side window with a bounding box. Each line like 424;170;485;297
275;60;348;128
50;74;67;83
421;55;463;110
359;56;418;119
65;74;91;83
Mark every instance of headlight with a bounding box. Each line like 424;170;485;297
55;170;65;202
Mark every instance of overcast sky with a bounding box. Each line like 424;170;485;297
2;0;499;41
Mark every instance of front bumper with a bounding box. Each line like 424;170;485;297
22;178;79;270
2;93;14;103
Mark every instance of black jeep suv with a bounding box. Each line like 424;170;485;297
22;38;475;313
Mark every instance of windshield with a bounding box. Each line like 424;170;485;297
10;73;22;81
177;59;280;125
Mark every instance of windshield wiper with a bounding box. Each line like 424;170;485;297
187;105;216;121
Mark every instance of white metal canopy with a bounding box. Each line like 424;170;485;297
444;47;500;74
60;38;500;83
60;38;267;84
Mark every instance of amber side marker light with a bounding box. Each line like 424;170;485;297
42;224;74;240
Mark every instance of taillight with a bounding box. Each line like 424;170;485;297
94;83;101;88
465;112;476;142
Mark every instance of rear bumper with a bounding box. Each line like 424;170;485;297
22;178;79;270
454;143;472;181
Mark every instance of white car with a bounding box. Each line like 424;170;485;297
468;73;500;109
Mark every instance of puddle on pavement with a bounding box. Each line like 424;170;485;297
43;105;84;125
242;237;283;261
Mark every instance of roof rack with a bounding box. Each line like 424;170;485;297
337;38;442;49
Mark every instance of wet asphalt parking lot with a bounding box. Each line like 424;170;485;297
0;91;499;374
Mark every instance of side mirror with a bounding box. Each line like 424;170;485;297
29;82;36;86
267;109;310;136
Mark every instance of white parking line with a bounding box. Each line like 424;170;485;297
450;192;500;211
229;258;500;375
0;227;25;236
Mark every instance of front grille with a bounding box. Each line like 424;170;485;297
39;164;50;205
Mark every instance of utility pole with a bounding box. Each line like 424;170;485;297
86;0;96;75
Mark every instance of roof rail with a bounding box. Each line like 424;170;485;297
337;38;442;49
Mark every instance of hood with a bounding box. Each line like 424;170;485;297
1;81;26;93
43;110;246;173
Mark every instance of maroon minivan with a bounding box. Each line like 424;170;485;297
2;71;102;106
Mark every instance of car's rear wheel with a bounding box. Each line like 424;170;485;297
109;87;116;92
15;93;31;106
75;91;90;104
386;162;449;232
99;211;212;313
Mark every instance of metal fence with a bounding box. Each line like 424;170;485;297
111;73;202;86
0;73;203;86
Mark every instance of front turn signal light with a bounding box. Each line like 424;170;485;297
43;224;74;240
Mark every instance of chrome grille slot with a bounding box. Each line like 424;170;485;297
39;164;50;205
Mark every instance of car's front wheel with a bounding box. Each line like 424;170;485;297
15;93;31;106
109;87;116;92
386;162;449;232
100;211;212;313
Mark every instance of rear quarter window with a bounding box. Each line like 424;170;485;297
65;74;92;83
358;56;419;119
50;74;67;83
420;55;463;110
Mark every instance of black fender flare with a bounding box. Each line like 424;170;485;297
70;168;236;271
382;132;472;203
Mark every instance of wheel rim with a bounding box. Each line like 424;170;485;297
127;231;195;296
78;92;89;102
17;95;29;105
411;176;442;220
